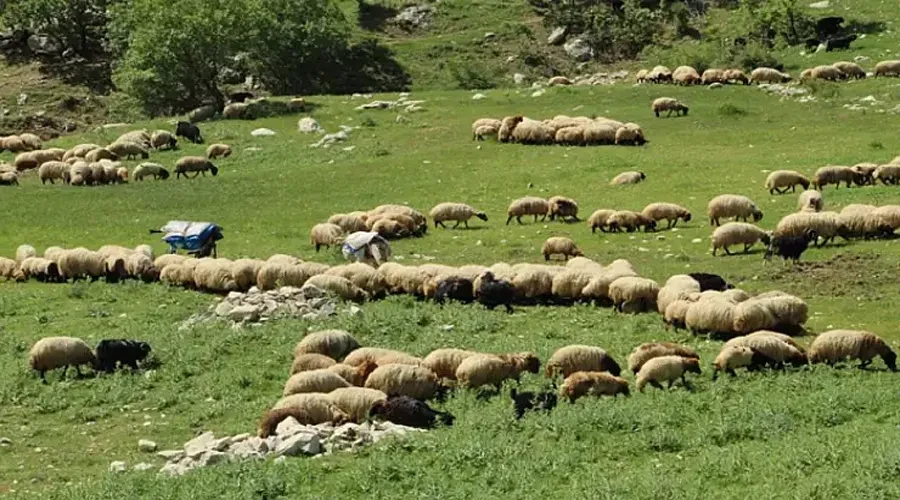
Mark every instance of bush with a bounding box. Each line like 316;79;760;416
449;59;497;90
4;0;113;59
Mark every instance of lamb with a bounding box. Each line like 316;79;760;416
545;345;621;378
474;124;499;141
28;336;96;382
723;69;749;84
206;144;232;159
283;369;353;396
797;190;824;212
175;121;204;144
132;163;170;181
107;141;149;160
627;342;699;374
808;330;896;371
174;156;218;179
560;371;630;402
710;222;771;256
310;223;344;252
327;387;388;423
537;237;581;261
293;330;360;360
150;130;178;150
635;355;702;391
635;69;649;83
547;196;579;222
430;203;488;229
707;194;763;226
364;364;442;400
712;346;764;379
608;276;659;313
701;68;726;84
641;202;691;229
724;334;806;369
766;170;810;194
610;171;645;186
614;123;646;146
874;60;900;77
588;209;616;233
510;387;558;419
0;171;18;186
475;271;515;313
607;210;657;233
648;65;673;83
95;339;152;372
651;97;689;117
422;348;481;380
471;118;502;140
673;66;701;85
455;352;540;389
832;61;866;79
506;197;549;225
812;165;859;189
369;396;455;428
304;274;368;302
750;67;792;84
765;229;817;263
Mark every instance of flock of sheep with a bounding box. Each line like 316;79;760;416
0;127;229;186
472;116;646;146
632;59;900;86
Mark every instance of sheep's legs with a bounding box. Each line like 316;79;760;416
650;381;664;390
858;359;871;369
504;304;514;314
453;221;462;229
723;246;731;255
505;216;513;225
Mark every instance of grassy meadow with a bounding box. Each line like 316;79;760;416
3;80;900;498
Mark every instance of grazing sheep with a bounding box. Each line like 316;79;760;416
174;156;218;179
765;229;818;263
290;353;337;374
607;210;657;233
588;209;616;233
609;276;659;313
95;339;152;372
555;126;585;146
84;148;117;163
206;144;232;159
132;163;170;181
833;61;866;79
546;345;621;378
456;352;540;389
663;300;693;331
797;190;824;212
812;165;859;189
471;118;502;140
325;263;384;297
344;347;419;367
652;97;689;117
707;194;763;226
635;355;701;391
107;141;149;160
713;346;763;379
293;330;360;360
731;294;808;335
673;66;701;85
724;335;805;369
328;213;368;233
57;248;109;281
550;268;596;302
774;211;843;246
150;130;177;150
750;67;792;84
614;123;646;146
327;387;388;423
305;274;368;302
433;277;475;305
808;65;845;81
582;123;617;145
874;60;900;77
701;68;726;84
506;196;549;225
610;171;646;186
369;396;454;428
511;118;555;145
265;394;349;433
17;257;61;282
560;371;630;402
641;203;691;229
547;196;580;222
808;330;896;371
283;369;352;396
648;65;673;83
711;222;771;256
627;342;699;374
159;263;194;287
475;271;515;313
175;121;203;144
541;237;583;261
0;171;19;186
364;364;441;400
657;275;701;314
16;244;36;264
430;202;488;229
14;152;39;171
838;210;893;240
685;296;738;335
123;253;159;282
422;349;481;380
636;69;649;83
511;387;558;419
38;161;70;184
850;163;877;185
766;170;810;194
548;76;572;86
0;257;17;280
874;164;900;185
310;223;344;252
723;69;749;84
28;336;96;382
474;124;499;141
327;363;377;386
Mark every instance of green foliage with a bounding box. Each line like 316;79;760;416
449;58;496;90
4;0;115;58
736;0;815;47
718;103;747;116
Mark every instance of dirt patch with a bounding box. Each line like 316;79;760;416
764;252;888;298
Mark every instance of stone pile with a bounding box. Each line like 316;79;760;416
180;285;344;328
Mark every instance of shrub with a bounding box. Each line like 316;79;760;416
4;0;113;59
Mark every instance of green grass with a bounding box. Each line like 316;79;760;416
3;82;900;498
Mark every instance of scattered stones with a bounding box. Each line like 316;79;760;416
192;285;341;326
757;83;810;100
133;463;154;472
297;117;323;134
26;34;61;55
138;439;157;453
391;4;435;29
471;93;487;100
531;89;546;98
108;461;127;473
159;422;420;476
564;38;593;62
250;128;276;137
312;130;350;148
548;27;567;45
568;71;629;86
513;73;528;86
808;0;829;8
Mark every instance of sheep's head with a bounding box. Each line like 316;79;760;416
46;262;61;282
159;168;170;180
680;105;689;116
141;150;149;159
644;220;658;232
479;271;496;283
682;212;693;222
639;172;646;180
882;349;897;372
683;358;702;375
752;210;764;222
616;380;631;397
799;178;810;189
208;163;219;176
601;356;622;377
760;232;772;247
368;400;388;419
476;212;488;222
804;229;819;243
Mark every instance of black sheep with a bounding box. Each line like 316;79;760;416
95;339;152;372
510;387;557;420
475;271;515;313
228;91;254;103
175;121;204;144
765;230;818;263
369;396;454;429
826;34;857;51
816;16;844;38
687;272;732;292
434;277;475;305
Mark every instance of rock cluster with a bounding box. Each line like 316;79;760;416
181;285;344;328
157;419;421;476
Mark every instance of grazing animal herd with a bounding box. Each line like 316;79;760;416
634;60;900;87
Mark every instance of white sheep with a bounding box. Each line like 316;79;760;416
132;163;170;181
651;97;689;117
310;223;344;252
304;274;368;302
422;348;481;380
289;353;337;375
175;156;218;179
710;222;771;255
506;196;549;225
712;346;756;379
16;244;36;264
587;209;616;233
874;60;900;77
455;352;540;389
107;141;149;160
766;170;810;194
610;171;645;186
150;130;177;150
608;276;659;313
627;342;699;374
635;355;702;391
293;330;360;360
326;387;388;423
812;165;858;189
545;345;621;378
808;330;896;370
206;144;232;159
707;194;763;226
429;203;488;229
364;364;441;400
28;336;96;382
750;67;791;84
641;203;691;229
283;369;352;396
541;237;583;261
797;190;823;212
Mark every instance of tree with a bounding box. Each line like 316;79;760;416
4;0;115;58
110;0;246;115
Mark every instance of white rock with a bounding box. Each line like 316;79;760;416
227;305;261;323
229;437;269;459
251;128;276;137
297;117;323;134
275;417;305;437
229;433;251;445
159;461;191;477
184;431;216;459
513;73;527;85
471;93;487;100
197;450;227;467
531;89;546;98
108;461;127;473
138;439;157;453
691;238;703;244
808;0;829;7
157;450;184;461
133;463;154;472
708;82;724;89
275;433;322;457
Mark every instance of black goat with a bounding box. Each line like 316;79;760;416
475;272;515;313
765;230;817;263
95;339;152;372
369;396;454;429
510;387;557;420
434;277;475;305
687;272;732;291
816;16;845;38
175;121;203;144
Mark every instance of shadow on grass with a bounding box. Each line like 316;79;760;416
358;1;399;31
